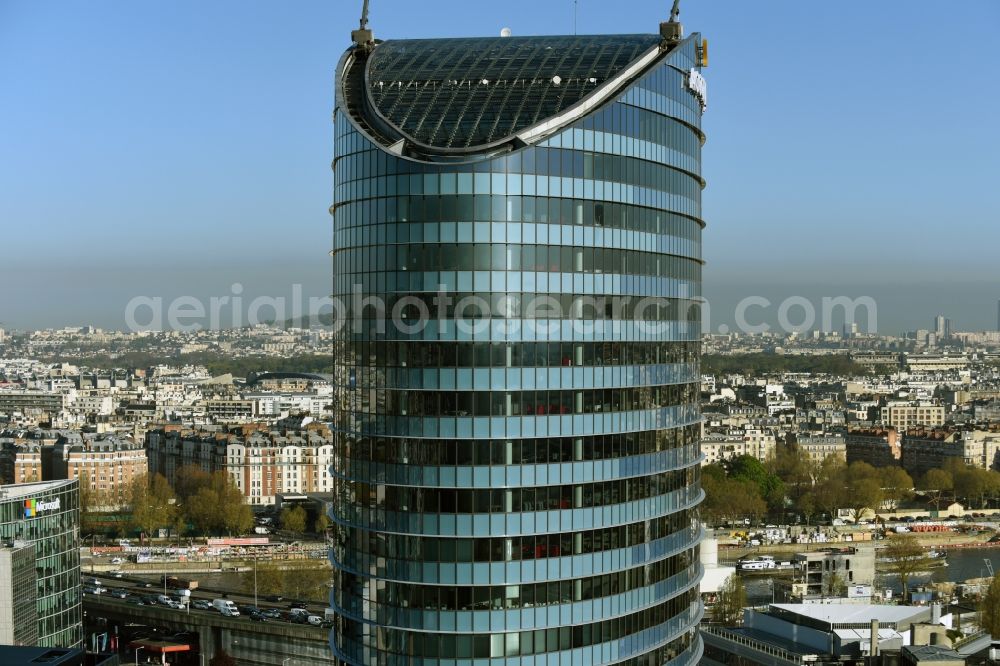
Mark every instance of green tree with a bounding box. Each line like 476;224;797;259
714;574;747;626
811;457;848;521
185;487;219;535
882;534;933;603
844;463;883;523
726;455;785;510
981;572;1000;636
918;469;954;511
878;466;914;512
127;474;176;537
180;471;252;536
214;473;253;536
702;473;767;526
281;506;308;533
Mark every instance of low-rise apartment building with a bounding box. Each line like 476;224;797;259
846;427;901;468
147;422;334;505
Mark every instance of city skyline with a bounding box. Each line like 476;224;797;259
2;1;999;332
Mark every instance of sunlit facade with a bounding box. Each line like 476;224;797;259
331;21;707;666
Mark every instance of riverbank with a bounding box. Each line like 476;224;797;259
719;531;999;562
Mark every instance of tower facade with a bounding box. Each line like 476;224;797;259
331;17;707;665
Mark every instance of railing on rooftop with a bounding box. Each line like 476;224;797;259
701;625;814;665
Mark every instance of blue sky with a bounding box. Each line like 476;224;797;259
1;0;998;332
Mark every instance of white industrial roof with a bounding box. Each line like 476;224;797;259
770;604;926;625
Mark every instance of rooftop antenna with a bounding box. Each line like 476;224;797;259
574;0;578;35
660;0;683;46
352;0;375;52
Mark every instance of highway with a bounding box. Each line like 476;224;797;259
85;569;331;627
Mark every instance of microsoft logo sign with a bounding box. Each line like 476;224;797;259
23;497;61;518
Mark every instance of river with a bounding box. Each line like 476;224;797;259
743;547;1000;604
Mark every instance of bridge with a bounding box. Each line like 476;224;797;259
84;596;334;666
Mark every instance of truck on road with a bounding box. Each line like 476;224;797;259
212;599;240;616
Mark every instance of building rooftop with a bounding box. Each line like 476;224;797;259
361;33;663;150
0;479;76;501
902;645;964;661
769;603;927;628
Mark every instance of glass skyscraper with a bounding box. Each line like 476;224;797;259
331;12;707;665
0;480;83;648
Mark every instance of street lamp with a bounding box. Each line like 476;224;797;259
134;647;143;664
254;553;258;608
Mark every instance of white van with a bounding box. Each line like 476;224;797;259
212;599;240;616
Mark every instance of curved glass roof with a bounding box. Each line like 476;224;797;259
365;34;662;150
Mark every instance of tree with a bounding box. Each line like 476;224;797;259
242;560;332;602
185;487;219;536
314;513;330;535
243;560;285;597
283;560;332;601
180;471;252;536
714;575;747;626
726;455;785;512
127;474;176;537
825;572;848;597
209;649;237;666
215;473;253;536
878;466;914;512
918;469;954;511
281;506;308;533
174;465;212;503
981;572;1000;637
882;534;933;603
702;473;767;526
844;472;883;523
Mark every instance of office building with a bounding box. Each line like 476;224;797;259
880;401;945;429
0;542;38;645
933;315;951;340
329;8;707;666
0;480;82;647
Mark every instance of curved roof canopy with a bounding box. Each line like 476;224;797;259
362;34;662;151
